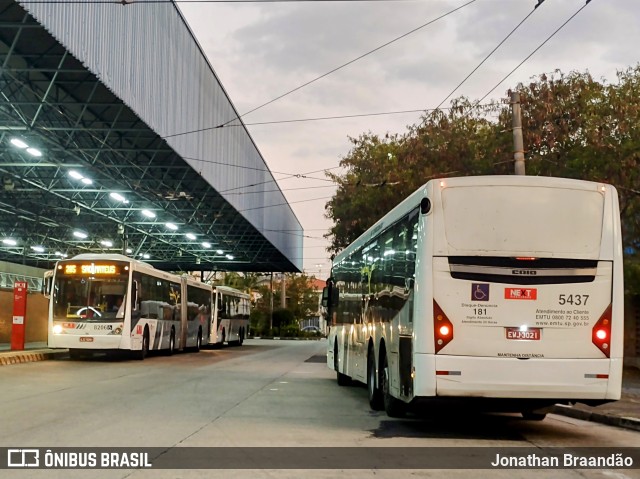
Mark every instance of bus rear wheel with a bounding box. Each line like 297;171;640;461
367;351;383;410
381;353;405;417
334;341;351;386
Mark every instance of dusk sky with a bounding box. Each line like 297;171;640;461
177;0;639;277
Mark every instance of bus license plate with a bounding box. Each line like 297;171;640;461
505;328;540;340
79;337;94;342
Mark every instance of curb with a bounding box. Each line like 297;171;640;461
0;349;67;366
552;404;640;432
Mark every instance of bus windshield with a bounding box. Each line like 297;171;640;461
53;276;128;321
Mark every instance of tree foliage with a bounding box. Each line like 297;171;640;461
325;67;640;266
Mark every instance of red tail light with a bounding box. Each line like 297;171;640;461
434;300;454;353
592;304;612;358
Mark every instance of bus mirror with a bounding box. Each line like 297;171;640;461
321;287;330;308
132;280;139;311
420;197;432;214
42;270;53;299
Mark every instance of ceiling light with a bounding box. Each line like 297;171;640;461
69;170;83;180
31;246;45;253
81;178;93;185
2;238;17;246
73;231;88;239
10;138;28;149
185;233;196;240
216;249;223;255
26;147;42;157
100;240;113;247
202;242;211;248
165;222;178;231
141;209;156;218
226;254;234;260
143;253;150;259
126;248;133;254
109;192;128;203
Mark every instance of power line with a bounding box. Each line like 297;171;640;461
238;195;333;213
21;0;433;3
477;0;594;105
162;0;479;138
225;184;335;195
433;0;545;111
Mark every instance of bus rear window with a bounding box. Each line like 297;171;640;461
441;185;604;256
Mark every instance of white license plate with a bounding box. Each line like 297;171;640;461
79;337;94;343
505;328;540;340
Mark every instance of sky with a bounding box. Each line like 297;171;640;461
176;0;640;278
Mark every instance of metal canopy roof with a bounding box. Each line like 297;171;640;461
0;1;302;273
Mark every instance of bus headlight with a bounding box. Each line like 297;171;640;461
53;324;63;334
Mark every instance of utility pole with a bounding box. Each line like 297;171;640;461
280;273;286;309
511;91;525;175
269;272;274;332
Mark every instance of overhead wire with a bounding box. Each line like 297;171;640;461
162;0;479;138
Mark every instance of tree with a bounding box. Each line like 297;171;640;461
324;67;640;269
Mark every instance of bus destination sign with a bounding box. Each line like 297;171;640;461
63;264;120;276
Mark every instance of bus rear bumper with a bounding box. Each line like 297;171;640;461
413;354;622;401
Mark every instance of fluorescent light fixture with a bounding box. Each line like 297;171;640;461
55;251;63;256
26;147;42;157
216;249;224;255
226;254;234;260
31;246;45;253
185;233;196;240
10;138;28;149
2;238;17;246
202;242;211;248
165;222;178;231
143;253;150;259
100;240;113;247
69;170;83;180
81;178;93;185
141;209;156;218
126;248;133;254
73;230;88;239
109;192;127;203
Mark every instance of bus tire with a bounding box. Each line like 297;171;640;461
135;328;149;361
195;328;202;352
382;353;405;418
166;328;175;356
334;341;351;386
367;350;383;410
69;349;84;360
521;411;547;421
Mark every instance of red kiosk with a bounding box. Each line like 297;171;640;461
11;281;28;351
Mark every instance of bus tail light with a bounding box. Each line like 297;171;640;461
592;304;612;358
434;300;454;353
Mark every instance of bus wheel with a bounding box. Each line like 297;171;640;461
195;328;202;352
334;341;351;386
521;411;547;421
136;328;149;361
69;349;84;360
167;329;175;356
382;353;405;417
367;351;383;410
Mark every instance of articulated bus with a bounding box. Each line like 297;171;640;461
325;176;623;419
208;285;250;346
46;254;211;359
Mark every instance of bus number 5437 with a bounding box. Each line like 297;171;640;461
558;294;589;306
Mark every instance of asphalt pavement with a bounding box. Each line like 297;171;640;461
1;341;638;432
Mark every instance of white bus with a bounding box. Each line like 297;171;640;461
325;176;623;419
47;254;211;359
208;285;250;346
